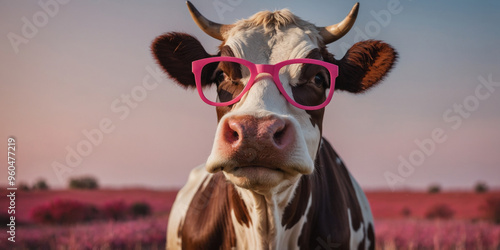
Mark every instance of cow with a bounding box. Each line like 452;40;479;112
151;2;397;249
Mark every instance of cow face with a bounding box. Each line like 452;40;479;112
152;2;397;194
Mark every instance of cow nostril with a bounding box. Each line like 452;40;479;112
225;129;240;144
273;127;286;146
225;120;242;144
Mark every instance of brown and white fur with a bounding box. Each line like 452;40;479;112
152;3;397;249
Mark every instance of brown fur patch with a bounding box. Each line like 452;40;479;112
151;32;211;88
297;139;364;249
325;40;398;93
281;175;311;229
180;173;251;249
367;222;375;250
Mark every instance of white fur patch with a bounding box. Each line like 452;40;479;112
230;182;312;250
166;164;211;249
279;194;313;249
336;157;342;165
349;173;375;250
348;208;365;249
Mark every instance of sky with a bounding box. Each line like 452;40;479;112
0;0;499;191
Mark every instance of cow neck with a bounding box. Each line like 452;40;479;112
233;178;301;249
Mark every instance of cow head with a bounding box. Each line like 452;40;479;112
152;2;397;194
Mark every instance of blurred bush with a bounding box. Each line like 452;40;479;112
31;198;154;224
31;199;98;224
18;182;30;191
427;184;441;194
0;212;11;226
400;207;412;218
68;176;99;190
474;182;489;193
102;200;128;221
130;202;152;218
425;203;455;220
32;179;49;190
482;196;500;224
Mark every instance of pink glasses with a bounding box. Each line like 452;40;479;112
192;57;338;110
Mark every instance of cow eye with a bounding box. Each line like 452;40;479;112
213;70;226;85
313;73;328;88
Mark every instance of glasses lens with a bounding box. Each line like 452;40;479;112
200;60;250;104
279;62;331;107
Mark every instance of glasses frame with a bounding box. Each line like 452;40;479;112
192;56;339;110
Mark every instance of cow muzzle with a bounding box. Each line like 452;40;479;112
205;114;314;189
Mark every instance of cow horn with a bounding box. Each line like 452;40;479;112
319;2;359;44
186;1;232;41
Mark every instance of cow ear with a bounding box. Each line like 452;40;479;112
334;40;398;93
151;32;211;88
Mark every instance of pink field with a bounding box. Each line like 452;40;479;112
0;188;177;223
1;216;169;249
375;219;500;249
1;189;499;249
366;191;500;220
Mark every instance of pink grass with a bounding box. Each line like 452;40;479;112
0;216;168;249
374;219;500;249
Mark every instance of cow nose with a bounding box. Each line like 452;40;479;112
223;115;293;152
